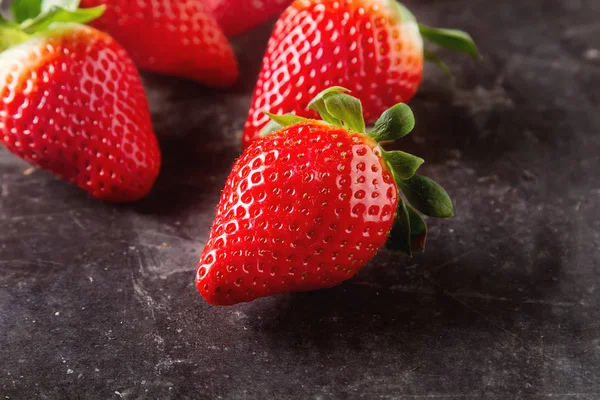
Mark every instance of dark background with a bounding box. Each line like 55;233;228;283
2;0;600;398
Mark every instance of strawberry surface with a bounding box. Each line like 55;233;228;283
197;121;397;305
243;0;424;148
0;24;161;202
206;0;291;37
242;0;479;148
80;0;239;88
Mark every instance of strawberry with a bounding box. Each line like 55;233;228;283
242;0;479;148
196;87;453;305
1;1;161;202
206;0;291;37
79;0;239;88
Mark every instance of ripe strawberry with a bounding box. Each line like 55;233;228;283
206;0;291;37
242;0;479;148
1;1;161;202
196;87;453;305
79;0;239;88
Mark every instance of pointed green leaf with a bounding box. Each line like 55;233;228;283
21;4;105;34
398;174;454;218
384;150;424;180
41;0;81;12
264;112;308;127
324;92;365;133
260;119;284;137
419;23;480;59
260;113;308;137
11;0;42;23
0;16;30;52
369;103;415;142
424;49;453;78
307;86;349;126
407;206;427;252
386;196;412;256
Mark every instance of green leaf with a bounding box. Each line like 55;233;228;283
21;4;105;34
264;112;307;128
385;196;412;256
307;86;349;126
419;23;480;59
407;206;427;252
260;113;308;137
383;150;424;180
324;92;365;133
41;0;81;12
260;119;284;137
11;0;42;23
0;15;30;52
369;103;415;142
423;49;453;78
398;174;454;218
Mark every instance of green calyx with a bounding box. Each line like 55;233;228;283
393;1;480;76
0;0;105;52
263;86;454;257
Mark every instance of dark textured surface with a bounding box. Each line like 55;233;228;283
2;0;600;398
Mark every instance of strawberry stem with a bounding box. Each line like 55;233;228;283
307;86;348;126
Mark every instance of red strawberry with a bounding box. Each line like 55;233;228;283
1;2;161;202
242;0;479;148
196;87;453;305
206;0;291;37
79;0;239;88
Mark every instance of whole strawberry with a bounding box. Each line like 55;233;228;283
206;0;291;37
80;0;239;88
242;0;479;148
196;87;453;305
1;1;161;202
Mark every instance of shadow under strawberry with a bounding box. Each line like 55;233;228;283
251;222;568;377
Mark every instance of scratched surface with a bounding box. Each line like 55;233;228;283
2;0;600;398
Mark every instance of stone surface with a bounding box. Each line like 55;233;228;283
2;0;600;398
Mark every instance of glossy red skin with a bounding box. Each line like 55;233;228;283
0;24;161;202
196;121;398;305
81;0;239;88
242;0;424;148
206;0;292;37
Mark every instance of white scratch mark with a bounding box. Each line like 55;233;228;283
448;292;583;308
584;48;600;60
0;208;96;222
565;21;600;38
0;259;64;267
453;76;513;115
69;211;85;230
